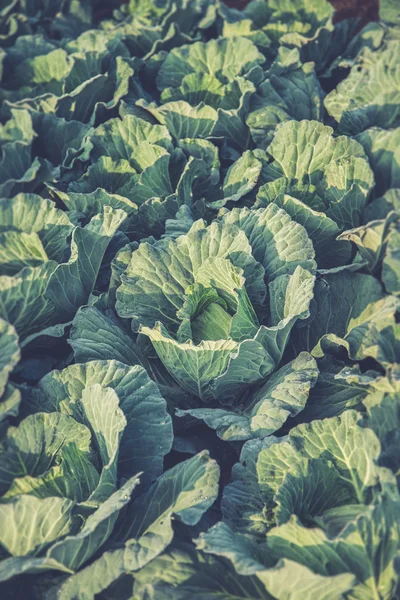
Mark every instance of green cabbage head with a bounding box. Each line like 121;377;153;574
116;205;316;401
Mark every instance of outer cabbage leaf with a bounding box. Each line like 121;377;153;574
32;360;173;486
247;47;324;149
0;195;126;338
292;270;399;363
200;493;400;600
176;352;318;441
260;119;374;230
382;221;400;295
356;127;400;197
0;476;141;582
197;523;355;600
282;19;384;78
0;317;19;398
0;411;98;501
53;451;219;600
132;542;271;600
325;41;400;135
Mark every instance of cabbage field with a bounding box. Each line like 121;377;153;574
0;0;399;598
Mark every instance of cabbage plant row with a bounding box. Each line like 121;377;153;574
0;0;399;599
